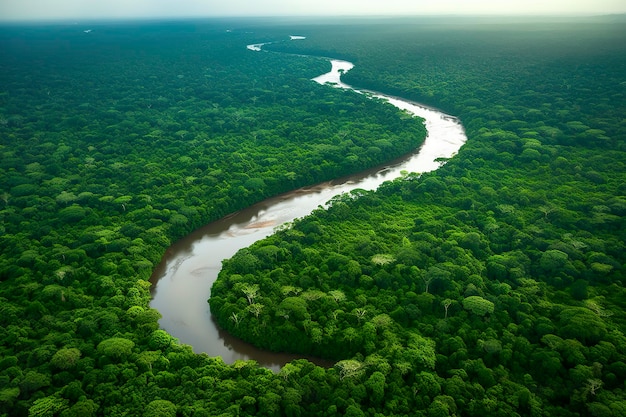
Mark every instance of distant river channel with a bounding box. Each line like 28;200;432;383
150;41;467;371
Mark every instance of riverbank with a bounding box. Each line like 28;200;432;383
150;40;467;370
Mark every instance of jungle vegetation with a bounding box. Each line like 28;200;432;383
1;16;626;417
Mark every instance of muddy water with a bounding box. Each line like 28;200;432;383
150;53;467;372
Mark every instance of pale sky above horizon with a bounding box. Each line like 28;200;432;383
0;0;624;22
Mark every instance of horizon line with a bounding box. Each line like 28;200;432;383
1;12;625;24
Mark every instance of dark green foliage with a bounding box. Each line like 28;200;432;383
0;19;429;416
144;399;176;417
1;16;625;417
212;15;626;416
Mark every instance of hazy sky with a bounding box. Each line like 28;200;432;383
1;0;624;22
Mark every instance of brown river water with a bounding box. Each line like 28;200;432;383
150;46;467;371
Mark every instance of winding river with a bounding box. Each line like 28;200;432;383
150;41;467;371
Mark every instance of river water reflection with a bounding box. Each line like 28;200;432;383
150;50;467;371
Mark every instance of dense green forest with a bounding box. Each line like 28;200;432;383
1;16;625;416
213;17;626;416
0;20;427;416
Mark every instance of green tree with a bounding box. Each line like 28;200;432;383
335;359;365;380
366;371;386;405
149;330;173;350
539;249;569;273
462;296;494;316
97;337;135;360
19;371;50;396
28;396;68;417
144;400;176;417
278;297;309;321
240;283;260;305
558;307;607;345
50;347;81;370
62;400;98;417
0;388;20;412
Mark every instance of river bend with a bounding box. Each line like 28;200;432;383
150;41;467;371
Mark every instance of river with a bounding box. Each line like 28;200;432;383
150;42;467;371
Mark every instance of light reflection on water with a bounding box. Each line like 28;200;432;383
150;47;467;372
